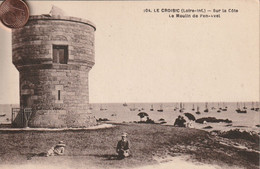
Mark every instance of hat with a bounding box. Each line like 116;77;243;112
56;141;66;147
121;132;127;137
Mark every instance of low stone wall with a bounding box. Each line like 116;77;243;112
29;110;97;128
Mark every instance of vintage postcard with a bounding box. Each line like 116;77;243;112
0;0;259;169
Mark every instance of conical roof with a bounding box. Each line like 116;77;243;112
49;5;66;16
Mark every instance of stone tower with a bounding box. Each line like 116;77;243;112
12;8;97;128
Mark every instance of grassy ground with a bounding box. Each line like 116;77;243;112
0;123;259;169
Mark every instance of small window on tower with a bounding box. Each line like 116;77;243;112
58;90;61;100
53;45;68;64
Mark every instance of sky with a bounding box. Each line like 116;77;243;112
0;0;259;104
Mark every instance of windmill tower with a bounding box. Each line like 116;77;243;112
12;7;97;127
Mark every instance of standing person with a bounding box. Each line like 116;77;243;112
116;132;130;159
47;141;66;156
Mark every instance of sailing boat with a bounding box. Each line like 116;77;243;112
224;102;228;109
236;102;247;113
157;104;163;112
100;104;107;111
179;102;184;112
243;102;247;109
195;106;200;114
254;102;259;111
221;102;227;111
123;102;128;107
211;102;216;110
150;104;154;111
251;102;255;110
218;102;222;110
217;103;221;113
174;103;178;111
130;104;137;111
192;104;195;111
204;102;209;112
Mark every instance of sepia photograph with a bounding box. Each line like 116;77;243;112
0;0;259;168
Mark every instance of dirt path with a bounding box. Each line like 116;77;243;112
136;155;243;169
0;155;242;169
1;156;98;169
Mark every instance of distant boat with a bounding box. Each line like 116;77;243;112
192;104;195;111
251;102;255;110
254;102;259;111
138;107;144;111
223;102;228;109
195;106;200;114
221;102;227;111
243;102;247;109
174;103;178;111
150;104;154;111
204;102;209;112
179;102;184;112
123;103;128;107
157;104;163;112
130;104;137;111
100;105;107;111
217;103;221;112
217;102;222;110
0;114;6;117
236;109;247;113
236;102;247;113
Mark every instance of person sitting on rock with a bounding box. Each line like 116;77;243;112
46;141;66;156
116;132;130;159
174;116;186;127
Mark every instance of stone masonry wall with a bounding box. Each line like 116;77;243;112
12;15;97;128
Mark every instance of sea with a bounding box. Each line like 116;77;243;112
92;102;260;133
0;102;259;133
